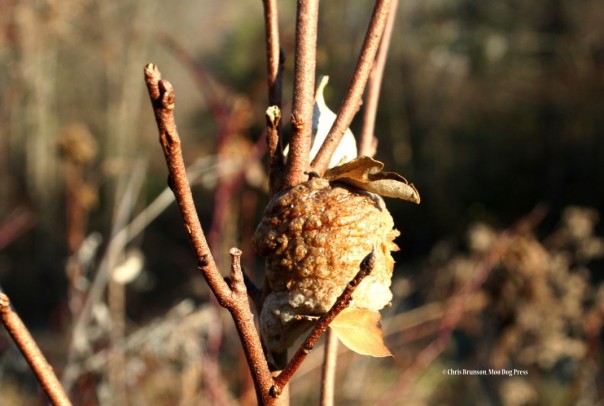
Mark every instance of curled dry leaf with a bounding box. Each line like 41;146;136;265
330;307;392;357
311;75;357;167
324;156;420;203
284;75;358;168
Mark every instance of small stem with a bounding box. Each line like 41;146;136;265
144;64;275;405
266;106;285;196
311;0;393;174
144;64;230;298
262;0;283;108
0;293;73;406
320;329;339;406
271;249;377;398
359;0;399;157
283;0;320;189
229;248;246;295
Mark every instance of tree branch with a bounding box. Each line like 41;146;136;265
359;0;399;157
262;0;283;109
282;0;320;189
1;293;72;406
143;64;275;405
311;0;393;174
270;249;377;398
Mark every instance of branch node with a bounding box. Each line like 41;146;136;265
266;105;282;127
158;80;175;110
291;114;304;130
229;247;247;294
269;384;282;398
0;293;10;313
197;254;210;268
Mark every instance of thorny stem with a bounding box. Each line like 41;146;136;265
283;0;320;189
320;329;339;406
270;249;377;398
262;0;283;109
311;0;393;174
0;293;73;406
144;64;274;405
359;0;399;157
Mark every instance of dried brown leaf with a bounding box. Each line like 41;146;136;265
330;307;392;357
324;156;420;204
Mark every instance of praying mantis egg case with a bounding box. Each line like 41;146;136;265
253;177;400;352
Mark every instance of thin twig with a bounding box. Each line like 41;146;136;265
144;64;275;405
320;329;339;406
359;0;399;157
271;249;377;398
283;0;320;189
266;106;284;195
0;207;35;250
311;0;393;174
0;293;73;406
262;0;283;108
145;64;229;300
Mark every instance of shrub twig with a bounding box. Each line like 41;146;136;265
270;249;377;398
0;293;72;406
319;329;339;406
359;0;399;157
311;0;393;174
283;0;320;189
262;0;283;108
266;106;285;196
143;64;274;405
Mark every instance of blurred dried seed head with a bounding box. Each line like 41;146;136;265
57;123;98;166
253;177;400;352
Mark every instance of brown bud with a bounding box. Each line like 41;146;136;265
253;177;399;352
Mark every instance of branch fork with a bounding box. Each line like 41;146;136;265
144;0;400;402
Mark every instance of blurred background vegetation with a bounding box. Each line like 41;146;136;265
0;0;603;404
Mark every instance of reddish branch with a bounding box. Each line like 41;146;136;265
359;0;399;157
262;0;283;108
282;0;320;189
0;208;35;250
270;249;377;398
0;293;72;406
143;64;274;405
263;0;285;196
311;0;393;174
